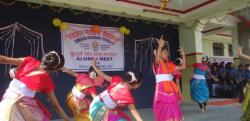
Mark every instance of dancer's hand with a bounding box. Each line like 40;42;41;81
93;57;98;68
178;46;184;54
156;35;165;47
234;46;242;56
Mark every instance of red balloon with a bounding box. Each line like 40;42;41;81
93;25;100;32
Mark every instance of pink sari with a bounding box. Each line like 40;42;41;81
153;60;184;121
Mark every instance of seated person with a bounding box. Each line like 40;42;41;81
216;80;229;98
226;79;237;99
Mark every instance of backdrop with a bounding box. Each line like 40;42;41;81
0;1;180;119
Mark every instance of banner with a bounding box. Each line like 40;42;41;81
210;57;234;64
61;23;124;72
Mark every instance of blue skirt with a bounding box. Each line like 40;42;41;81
190;78;209;103
89;96;127;121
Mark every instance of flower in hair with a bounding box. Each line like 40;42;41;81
127;71;137;83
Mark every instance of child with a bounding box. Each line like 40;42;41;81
90;57;143;121
152;35;186;121
245;64;250;84
186;56;219;113
0;52;71;121
219;61;227;83
61;67;104;121
227;79;237;98
236;64;245;103
227;62;237;83
215;80;228;98
172;58;186;105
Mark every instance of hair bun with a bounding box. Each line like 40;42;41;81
125;74;132;82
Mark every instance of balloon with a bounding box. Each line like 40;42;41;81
119;26;126;33
125;29;130;35
93;25;100;32
60;23;68;30
53;18;61;27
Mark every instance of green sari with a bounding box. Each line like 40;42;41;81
241;82;250;121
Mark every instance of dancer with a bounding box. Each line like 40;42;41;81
0;52;71;121
60;67;104;121
89;57;143;121
152;35;186;121
234;46;250;121
186;55;219;113
172;58;186;104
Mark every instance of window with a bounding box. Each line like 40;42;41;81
228;44;233;57
213;43;224;56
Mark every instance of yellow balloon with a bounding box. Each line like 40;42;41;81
125;29;130;35
53;18;61;27
60;23;68;30
119;26;126;33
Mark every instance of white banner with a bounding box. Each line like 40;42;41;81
61;23;124;72
210;57;234;64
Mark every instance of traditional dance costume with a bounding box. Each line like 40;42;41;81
0;57;54;121
172;70;184;105
66;73;103;121
241;82;250;121
152;60;184;121
189;63;210;104
90;76;134;121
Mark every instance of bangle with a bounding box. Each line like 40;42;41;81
155;54;161;57
240;53;244;57
182;63;186;65
98;71;103;76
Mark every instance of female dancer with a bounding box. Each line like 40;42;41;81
90;57;143;121
60;66;104;121
235;46;250;121
186;55;219;113
172;58;186;104
0;52;71;121
152;35;186;121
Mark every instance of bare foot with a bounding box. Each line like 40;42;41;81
201;108;204;113
204;106;208;110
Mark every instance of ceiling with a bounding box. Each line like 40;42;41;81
92;0;230;17
20;0;248;40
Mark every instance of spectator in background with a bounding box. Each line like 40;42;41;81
245;64;250;83
227;62;237;83
236;64;245;103
219;61;227;83
205;63;212;98
227;79;237;99
207;61;212;69
216;80;229;98
211;65;219;83
215;62;219;69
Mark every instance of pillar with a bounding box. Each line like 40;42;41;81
237;22;250;67
231;27;240;66
178;20;205;102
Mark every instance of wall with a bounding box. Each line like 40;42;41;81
0;2;180;119
202;36;233;59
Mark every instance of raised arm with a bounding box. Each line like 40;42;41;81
0;55;24;66
93;57;112;82
46;91;71;121
128;104;143;121
235;46;250;61
155;35;165;66
60;67;78;77
176;47;186;71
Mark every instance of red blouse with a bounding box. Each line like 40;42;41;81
107;76;135;107
15;57;55;94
